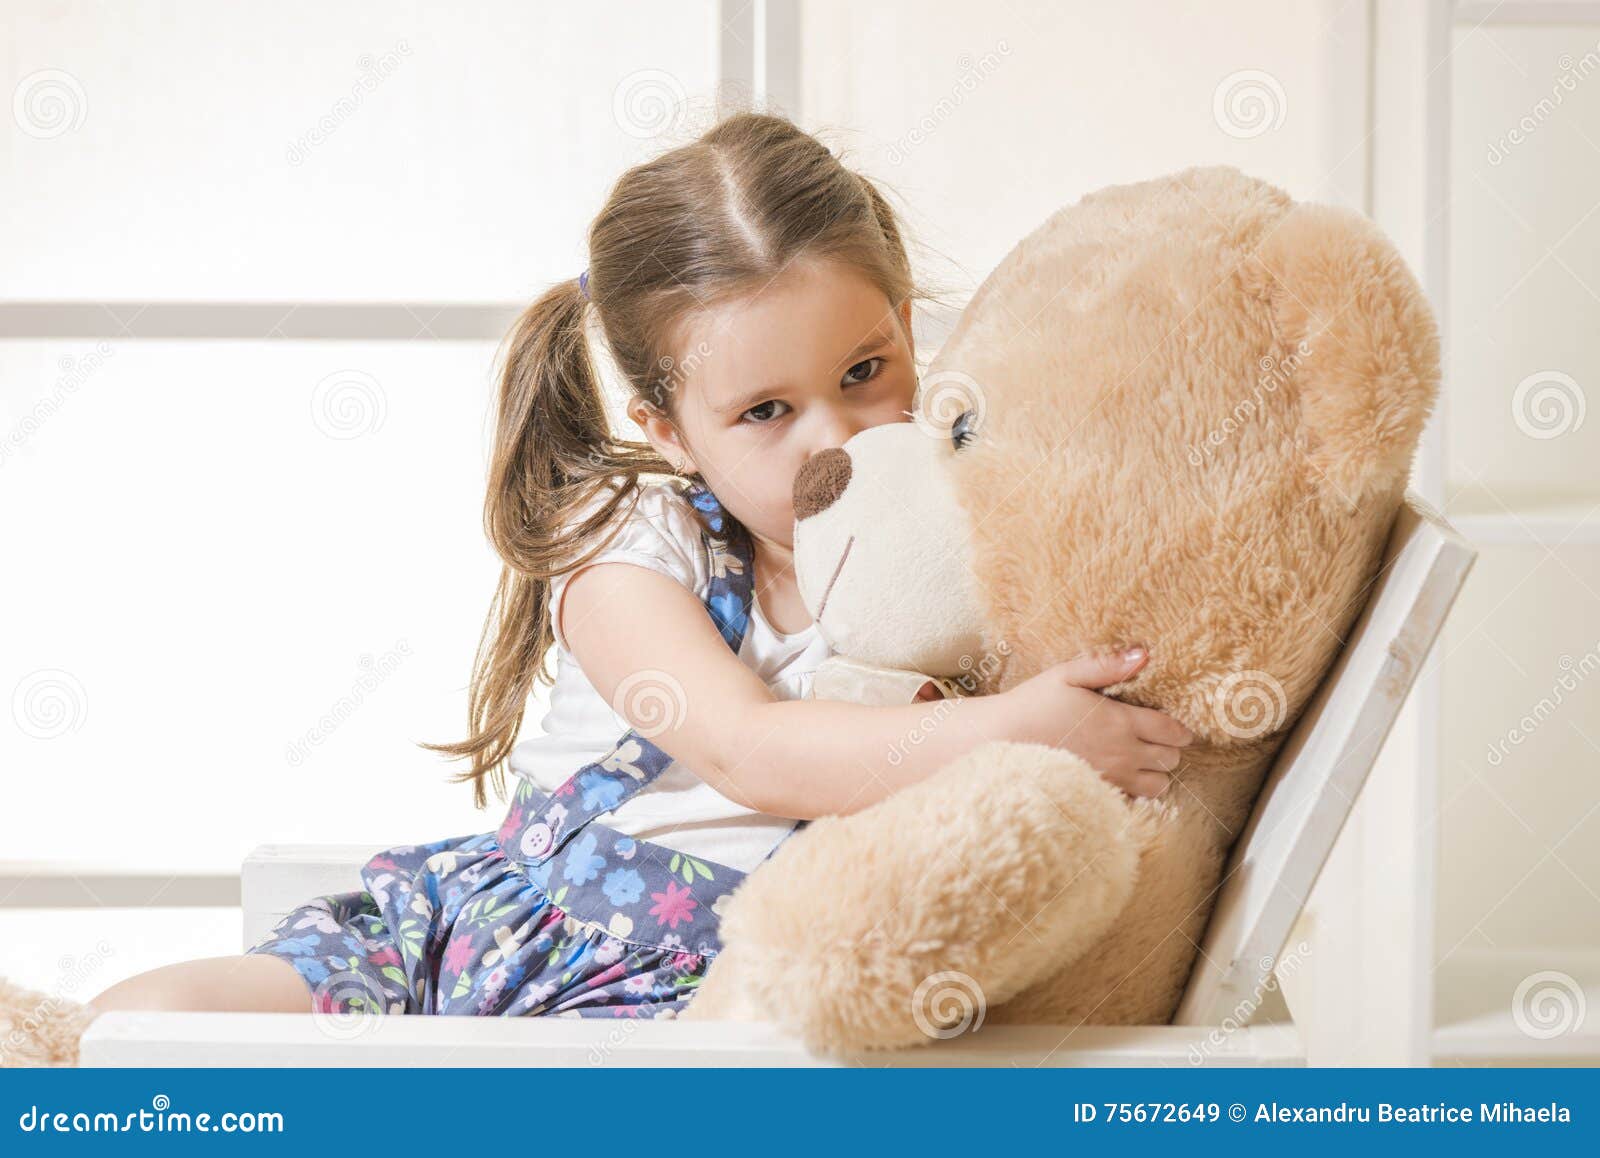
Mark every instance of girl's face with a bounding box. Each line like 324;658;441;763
630;258;918;551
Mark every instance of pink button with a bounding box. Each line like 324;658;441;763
520;822;554;859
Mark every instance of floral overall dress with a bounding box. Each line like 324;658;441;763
246;481;803;1018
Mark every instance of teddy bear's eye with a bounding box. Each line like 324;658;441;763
951;408;978;450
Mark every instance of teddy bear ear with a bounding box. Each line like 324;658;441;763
1238;203;1441;511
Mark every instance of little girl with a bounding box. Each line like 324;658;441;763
83;112;1192;1024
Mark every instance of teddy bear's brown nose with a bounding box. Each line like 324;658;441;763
793;447;853;520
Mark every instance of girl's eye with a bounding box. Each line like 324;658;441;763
842;357;883;386
739;358;884;424
742;399;790;424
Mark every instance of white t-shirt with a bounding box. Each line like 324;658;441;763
507;480;833;873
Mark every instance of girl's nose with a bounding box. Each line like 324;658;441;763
793;447;852;519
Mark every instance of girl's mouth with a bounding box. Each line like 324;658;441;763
812;535;855;621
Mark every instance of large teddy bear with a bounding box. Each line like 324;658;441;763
683;166;1439;1051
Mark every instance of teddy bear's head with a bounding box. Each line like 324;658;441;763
793;166;1439;745
791;418;990;676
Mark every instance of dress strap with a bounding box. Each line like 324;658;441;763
683;478;756;653
507;480;756;869
687;477;813;864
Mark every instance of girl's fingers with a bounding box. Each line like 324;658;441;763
1055;647;1147;690
1139;742;1183;773
1117;769;1172;799
1131;705;1196;747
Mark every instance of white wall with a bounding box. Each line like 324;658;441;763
2;0;720;301
1436;18;1600;957
798;0;1369;301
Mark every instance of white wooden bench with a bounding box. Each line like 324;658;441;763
82;496;1480;1067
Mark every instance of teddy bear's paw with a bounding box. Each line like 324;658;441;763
0;975;97;1067
685;742;1154;1053
1122;792;1179;847
702;930;990;1055
678;946;770;1025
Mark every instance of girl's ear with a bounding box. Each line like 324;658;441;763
626;396;698;475
898;297;915;362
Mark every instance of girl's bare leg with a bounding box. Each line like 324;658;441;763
88;954;312;1014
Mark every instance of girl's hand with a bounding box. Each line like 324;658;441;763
995;647;1194;799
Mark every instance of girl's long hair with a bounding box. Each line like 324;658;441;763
423;110;929;808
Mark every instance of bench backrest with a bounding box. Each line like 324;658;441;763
1172;495;1475;1027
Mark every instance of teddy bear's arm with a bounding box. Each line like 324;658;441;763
684;739;1149;1052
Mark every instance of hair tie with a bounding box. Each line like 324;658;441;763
578;270;591;300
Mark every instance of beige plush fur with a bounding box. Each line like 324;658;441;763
0;977;96;1067
685;167;1439;1051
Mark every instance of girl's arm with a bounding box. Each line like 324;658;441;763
560;562;1190;819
